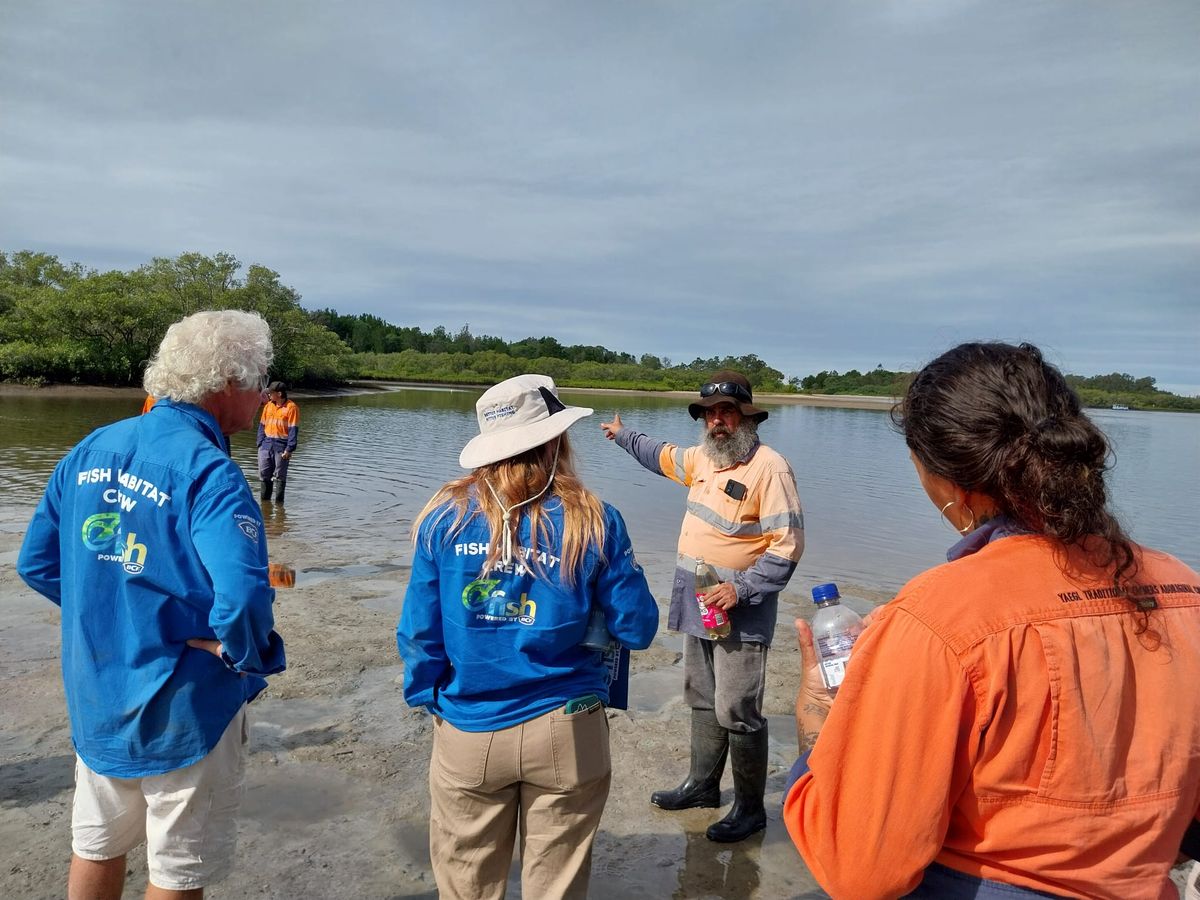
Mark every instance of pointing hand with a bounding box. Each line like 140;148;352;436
600;412;624;440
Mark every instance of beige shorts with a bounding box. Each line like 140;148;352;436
72;706;249;891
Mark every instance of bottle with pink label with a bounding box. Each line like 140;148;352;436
694;558;731;639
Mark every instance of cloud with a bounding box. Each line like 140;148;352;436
1;1;1196;391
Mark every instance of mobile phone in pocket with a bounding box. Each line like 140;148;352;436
723;479;747;500
564;693;602;715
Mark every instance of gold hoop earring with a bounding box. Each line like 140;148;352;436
938;499;976;534
938;500;959;534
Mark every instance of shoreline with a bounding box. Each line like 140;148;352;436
0;380;897;411
556;384;896;410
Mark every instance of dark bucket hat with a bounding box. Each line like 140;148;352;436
688;370;768;422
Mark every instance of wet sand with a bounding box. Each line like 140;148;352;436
0;379;871;898
1;507;861;899
5;382;1189;897
5;524;1195;899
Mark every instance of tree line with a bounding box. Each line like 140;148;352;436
0;251;348;386
798;365;1198;411
2;249;1195;410
0;250;791;391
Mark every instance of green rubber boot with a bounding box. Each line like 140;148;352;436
651;708;728;810
705;725;767;842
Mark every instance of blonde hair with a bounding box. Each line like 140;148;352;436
144;310;272;404
414;434;606;585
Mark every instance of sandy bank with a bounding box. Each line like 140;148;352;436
2;380;895;412
3;516;1193;898
357;380;897;411
0;519;841;899
558;386;896;411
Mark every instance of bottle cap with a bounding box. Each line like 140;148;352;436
811;582;841;603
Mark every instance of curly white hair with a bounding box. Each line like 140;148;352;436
143;310;273;404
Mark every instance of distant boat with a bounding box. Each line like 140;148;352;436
1111;404;1130;411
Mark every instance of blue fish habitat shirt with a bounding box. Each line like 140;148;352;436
397;496;659;731
18;400;286;777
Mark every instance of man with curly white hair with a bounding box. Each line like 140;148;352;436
18;309;287;900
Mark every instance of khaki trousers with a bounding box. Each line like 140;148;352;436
429;705;611;900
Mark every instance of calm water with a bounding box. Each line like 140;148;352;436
2;386;1197;600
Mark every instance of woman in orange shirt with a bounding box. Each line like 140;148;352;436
785;342;1200;899
257;381;299;503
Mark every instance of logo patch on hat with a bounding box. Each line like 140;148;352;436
483;404;519;423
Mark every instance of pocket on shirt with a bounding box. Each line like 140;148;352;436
1033;617;1187;804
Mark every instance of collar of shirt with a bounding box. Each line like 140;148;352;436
946;514;1027;562
157;399;230;455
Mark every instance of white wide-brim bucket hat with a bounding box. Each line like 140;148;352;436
459;374;593;469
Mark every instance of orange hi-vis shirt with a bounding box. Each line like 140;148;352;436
784;535;1200;900
659;440;804;575
614;428;803;644
258;399;299;449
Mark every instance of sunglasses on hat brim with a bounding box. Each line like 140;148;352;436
699;381;753;404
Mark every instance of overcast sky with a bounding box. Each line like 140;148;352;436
2;2;1197;392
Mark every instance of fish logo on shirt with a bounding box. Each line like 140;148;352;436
462;577;502;610
461;577;537;624
81;512;122;551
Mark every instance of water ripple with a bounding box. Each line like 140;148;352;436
4;391;1197;587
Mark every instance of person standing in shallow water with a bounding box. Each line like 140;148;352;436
601;369;804;843
257;380;299;503
785;341;1200;899
398;374;659;899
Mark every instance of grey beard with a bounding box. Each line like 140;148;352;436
701;420;758;468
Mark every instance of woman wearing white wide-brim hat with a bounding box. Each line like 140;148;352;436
397;374;660;899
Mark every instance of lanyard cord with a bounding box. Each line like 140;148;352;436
483;439;561;569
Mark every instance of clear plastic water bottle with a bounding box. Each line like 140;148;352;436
811;582;864;691
695;558;731;639
580;603;616;652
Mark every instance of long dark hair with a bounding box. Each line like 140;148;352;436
893;341;1140;603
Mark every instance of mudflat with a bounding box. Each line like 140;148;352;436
5;522;1196;898
1;511;865;899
